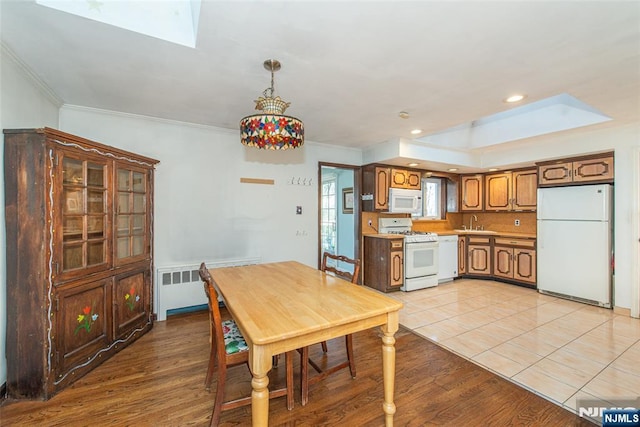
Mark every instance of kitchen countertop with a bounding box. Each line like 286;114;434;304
366;231;536;239
364;233;405;239
438;230;537;239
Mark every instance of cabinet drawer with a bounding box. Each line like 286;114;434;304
468;236;491;245
390;240;403;249
494;238;536;248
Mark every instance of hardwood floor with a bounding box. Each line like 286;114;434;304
1;310;594;426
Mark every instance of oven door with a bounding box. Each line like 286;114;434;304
405;241;439;279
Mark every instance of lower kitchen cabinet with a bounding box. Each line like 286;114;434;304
493;238;537;286
364;235;404;292
458;236;467;275
467;237;492;276
459;234;537;287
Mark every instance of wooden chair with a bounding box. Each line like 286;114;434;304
300;252;361;406
199;263;294;426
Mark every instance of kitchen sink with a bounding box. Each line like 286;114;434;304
453;229;498;235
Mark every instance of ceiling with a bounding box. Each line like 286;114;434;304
2;1;639;164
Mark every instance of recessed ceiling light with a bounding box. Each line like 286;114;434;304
504;94;527;103
407;162;419;167
448;168;458;172
398;111;410;119
410;129;422;135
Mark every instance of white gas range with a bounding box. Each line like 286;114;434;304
378;218;440;291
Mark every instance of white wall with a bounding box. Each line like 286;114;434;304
58;105;363;268
0;47;60;390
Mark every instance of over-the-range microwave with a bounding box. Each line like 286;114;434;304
388;188;423;217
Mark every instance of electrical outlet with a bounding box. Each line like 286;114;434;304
515;219;520;226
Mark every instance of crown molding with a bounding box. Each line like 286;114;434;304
1;42;63;107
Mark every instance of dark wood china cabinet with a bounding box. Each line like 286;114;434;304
4;128;159;399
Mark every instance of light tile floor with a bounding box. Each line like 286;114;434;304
390;278;640;419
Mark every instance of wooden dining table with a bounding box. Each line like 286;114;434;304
209;260;404;426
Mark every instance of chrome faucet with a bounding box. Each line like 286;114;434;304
469;214;478;230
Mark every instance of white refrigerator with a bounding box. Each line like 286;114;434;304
537;184;613;307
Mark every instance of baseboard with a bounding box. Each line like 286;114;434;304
613;306;631;317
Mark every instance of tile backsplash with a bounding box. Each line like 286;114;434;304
460;212;537;234
362;211;537;235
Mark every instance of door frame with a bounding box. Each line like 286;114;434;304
317;162;361;279
632;147;640;318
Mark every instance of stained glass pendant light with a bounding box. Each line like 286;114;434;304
240;59;304;150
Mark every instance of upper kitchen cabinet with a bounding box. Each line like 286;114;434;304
362;165;390;211
485;169;537;211
390;168;421;190
460;175;484;211
4;128;159;399
538;153;614;187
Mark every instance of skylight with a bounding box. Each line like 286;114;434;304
37;0;201;48
415;94;612;149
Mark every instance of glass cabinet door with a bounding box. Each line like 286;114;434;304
61;157;109;273
116;167;149;261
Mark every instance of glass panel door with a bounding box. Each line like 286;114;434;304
61;158;108;272
116;168;148;261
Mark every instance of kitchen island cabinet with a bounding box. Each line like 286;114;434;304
4;128;158;399
364;235;403;292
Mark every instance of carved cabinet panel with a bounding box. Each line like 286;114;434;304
362;166;391;211
458;236;467;275
461;175;484;211
538;154;613;186
391;168;421;190
55;278;112;386
485;169;537;211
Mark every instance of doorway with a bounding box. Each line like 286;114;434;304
318;163;360;272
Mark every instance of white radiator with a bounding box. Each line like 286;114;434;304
155;257;261;321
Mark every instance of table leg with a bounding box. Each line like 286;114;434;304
250;348;271;427
381;319;398;426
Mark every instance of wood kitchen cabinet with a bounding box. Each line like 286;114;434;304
460;175;483;211
485;169;537;211
493;238;536;286
4;128;158;399
466;236;491;276
458;236;467;275
391;168;421;190
538;153;614;186
364;235;403;292
362;165;391;211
